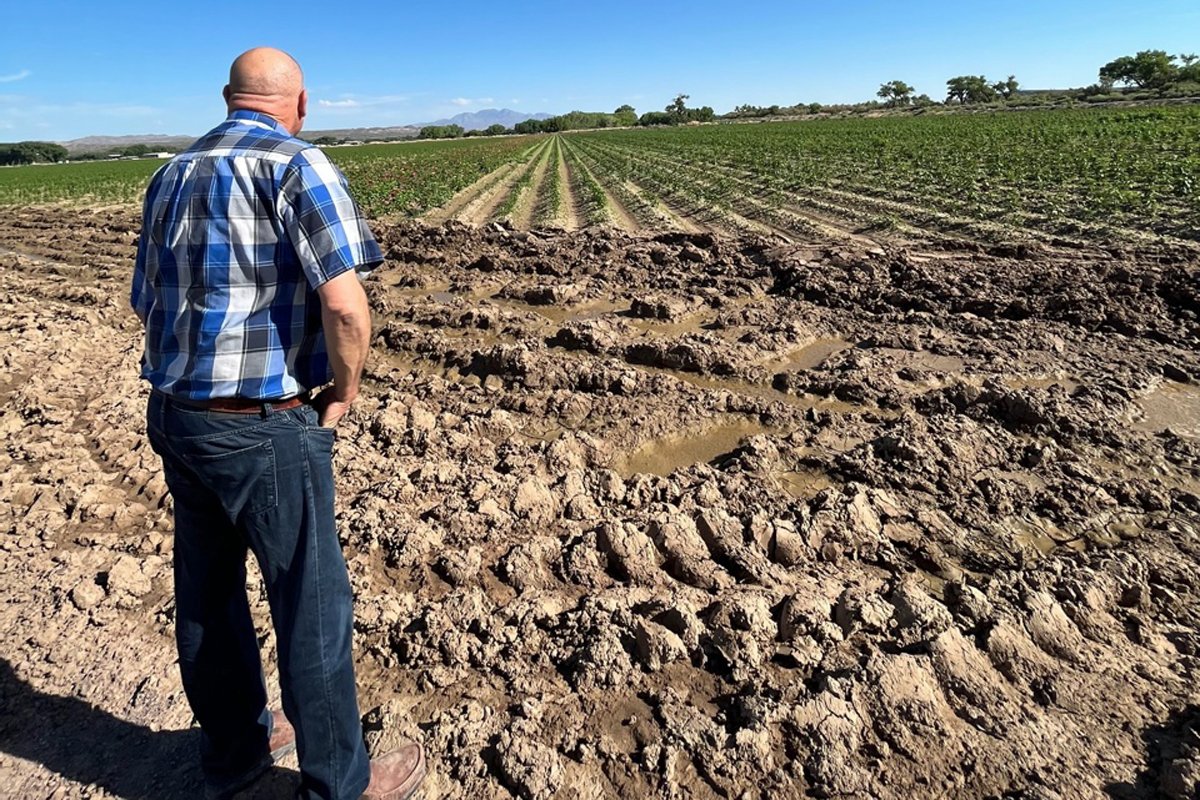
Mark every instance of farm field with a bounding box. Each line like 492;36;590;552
1;106;1199;799
3;105;1198;250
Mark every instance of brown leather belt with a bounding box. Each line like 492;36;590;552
167;393;309;414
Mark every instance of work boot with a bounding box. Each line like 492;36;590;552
203;709;296;800
360;742;427;800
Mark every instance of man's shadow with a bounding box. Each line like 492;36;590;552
0;657;296;799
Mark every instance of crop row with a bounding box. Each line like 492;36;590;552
571;106;1200;242
0;135;540;217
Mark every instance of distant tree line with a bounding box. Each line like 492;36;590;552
418;124;466;140
727;49;1200;121
1097;50;1199;91
0;141;68;165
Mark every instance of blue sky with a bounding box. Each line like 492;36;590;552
1;0;1197;141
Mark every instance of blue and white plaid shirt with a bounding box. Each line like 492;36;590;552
131;110;382;400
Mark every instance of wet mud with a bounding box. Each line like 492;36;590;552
1;208;1199;798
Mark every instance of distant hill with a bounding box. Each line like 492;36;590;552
54;110;550;154
59;134;196;155
305;125;420;142
418;109;552;131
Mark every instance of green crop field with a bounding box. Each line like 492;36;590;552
2;106;1197;245
0;136;539;216
564;105;1200;244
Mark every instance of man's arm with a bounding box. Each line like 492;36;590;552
277;146;383;425
314;270;371;427
131;167;165;325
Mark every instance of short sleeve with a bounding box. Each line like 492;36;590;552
131;166;165;322
278;147;383;288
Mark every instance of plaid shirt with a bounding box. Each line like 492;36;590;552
131;110;382;400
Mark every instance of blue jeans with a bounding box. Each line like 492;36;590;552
146;392;370;800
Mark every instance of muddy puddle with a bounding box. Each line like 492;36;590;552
875;347;967;373
775;467;837;499
764;337;853;372
1136;380;1200;438
615;417;787;478
1005;515;1087;556
633;362;879;415
490;296;627;325
1003;375;1081;392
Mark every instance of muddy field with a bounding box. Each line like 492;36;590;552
1;206;1199;799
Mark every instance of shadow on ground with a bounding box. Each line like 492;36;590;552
1106;704;1200;799
0;657;297;799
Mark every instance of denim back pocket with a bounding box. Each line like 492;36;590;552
191;440;279;518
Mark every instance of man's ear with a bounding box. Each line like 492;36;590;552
222;85;231;105
298;89;308;123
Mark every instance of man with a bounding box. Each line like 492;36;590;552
132;48;426;800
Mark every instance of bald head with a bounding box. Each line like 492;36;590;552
223;47;307;135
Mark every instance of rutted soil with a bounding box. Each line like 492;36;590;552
2;206;1200;799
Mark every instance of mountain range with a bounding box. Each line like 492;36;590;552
418;109;553;130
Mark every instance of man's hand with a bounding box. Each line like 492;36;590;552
312;385;355;428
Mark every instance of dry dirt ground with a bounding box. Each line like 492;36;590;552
1;206;1199;799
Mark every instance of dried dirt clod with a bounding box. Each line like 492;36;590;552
70;580;105;611
888;580;953;646
511;476;557;526
104;555;152;597
596;521;664;585
634;618;688;671
495;729;565;800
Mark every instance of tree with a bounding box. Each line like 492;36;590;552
613;104;637;126
483;124;508;136
638;111;673;126
513;119;544;135
992;75;1019;100
665;93;694;124
945;76;968;104
877;80;915;107
1099;50;1177;89
312;135;339;146
946;75;997;104
1177;54;1200;84
0;141;68;165
417;124;464;140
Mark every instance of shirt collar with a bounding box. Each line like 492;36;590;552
226;110;291;135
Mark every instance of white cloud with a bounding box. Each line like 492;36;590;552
449;96;496;107
319;98;361;108
0;69;31;84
